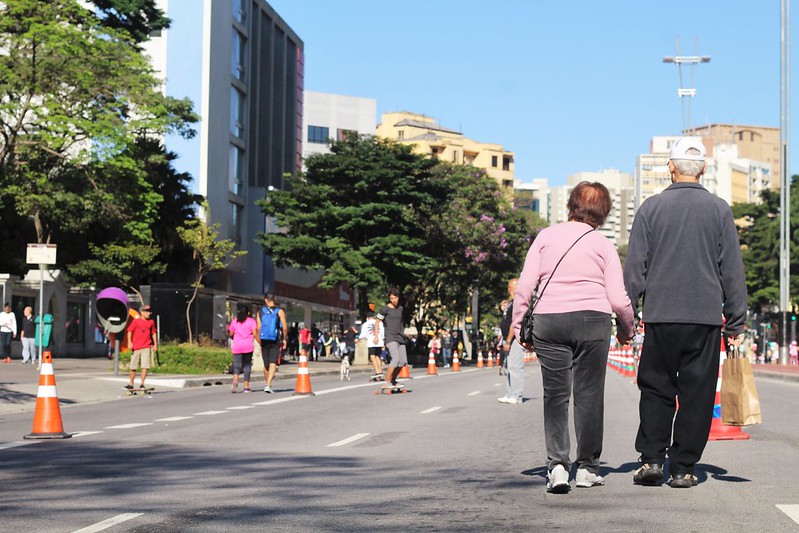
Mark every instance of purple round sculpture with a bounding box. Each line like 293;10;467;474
96;287;129;334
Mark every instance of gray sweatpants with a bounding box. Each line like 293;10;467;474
505;340;525;401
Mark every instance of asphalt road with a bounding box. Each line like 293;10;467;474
1;364;798;532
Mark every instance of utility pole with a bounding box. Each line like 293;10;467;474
780;0;791;364
663;38;711;133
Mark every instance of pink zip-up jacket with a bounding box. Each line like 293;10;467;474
512;221;635;342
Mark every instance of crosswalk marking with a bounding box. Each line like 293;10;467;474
777;504;799;524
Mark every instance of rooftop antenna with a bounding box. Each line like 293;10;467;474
663;37;710;133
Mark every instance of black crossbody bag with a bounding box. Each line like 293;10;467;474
519;229;595;346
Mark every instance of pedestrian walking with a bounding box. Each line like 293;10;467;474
229;305;257;393
20;306;36;364
256;293;288;393
498;279;525;405
624;137;748;489
790;341;798;365
440;327;452;368
126;305;157;390
0;303;16;363
375;287;408;389
513;181;635;493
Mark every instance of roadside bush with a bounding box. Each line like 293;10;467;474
119;343;231;374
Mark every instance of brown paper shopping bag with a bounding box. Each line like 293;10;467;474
721;353;762;426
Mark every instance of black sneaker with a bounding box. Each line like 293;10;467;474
633;463;664;486
669;473;698;488
139;384;147;389
124;384;134;390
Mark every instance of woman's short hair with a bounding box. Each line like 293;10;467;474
567;181;612;228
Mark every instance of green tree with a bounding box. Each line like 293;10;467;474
91;0;170;45
0;0;196;249
257;134;441;318
178;214;247;344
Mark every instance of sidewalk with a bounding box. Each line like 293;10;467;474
0;355;382;416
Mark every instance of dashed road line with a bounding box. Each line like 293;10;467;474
777;504;799;524
327;433;370;447
467;391;481;396
227;405;255;410
72;431;103;438
155;416;194;422
420;406;441;414
0;440;39;450
251;396;303;406
105;423;153;429
194;410;229;416
72;512;143;533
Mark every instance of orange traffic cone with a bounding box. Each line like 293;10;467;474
293;353;315;396
476;350;484;368
709;337;749;441
427;350;438;376
24;351;71;439
398;364;412;379
487;350;495;368
451;350;461;372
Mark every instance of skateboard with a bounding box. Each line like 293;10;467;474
375;385;409;395
124;387;154;397
369;374;383;382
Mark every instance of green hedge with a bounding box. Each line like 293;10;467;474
120;344;232;375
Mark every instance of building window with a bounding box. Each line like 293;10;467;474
503;156;511;171
398;130;404;140
229;144;244;195
337;128;356;141
66;302;85;344
230;87;245;138
233;0;246;23
230;202;243;242
491;155;498;167
232;29;246;81
308;125;329;144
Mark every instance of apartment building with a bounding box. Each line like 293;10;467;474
302;91;377;162
375;111;515;192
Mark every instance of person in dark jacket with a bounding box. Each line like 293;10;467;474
624;137;748;489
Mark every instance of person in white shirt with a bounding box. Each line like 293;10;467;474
0;303;17;363
359;311;384;381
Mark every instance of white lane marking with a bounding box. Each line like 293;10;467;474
72;512;143;532
155;416;194;422
467;391;481;396
105;423;153;429
251;396;304;406
420;406;441;414
0;440;40;450
327;433;370;447
72;431;103;438
315;382;382;395
494;383;501;387
777;505;799;524
227;406;255;410
194;410;228;416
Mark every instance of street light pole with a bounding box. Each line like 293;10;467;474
779;0;791;364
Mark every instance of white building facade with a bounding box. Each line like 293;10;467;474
302;91;377;162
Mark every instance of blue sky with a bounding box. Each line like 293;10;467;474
268;0;798;186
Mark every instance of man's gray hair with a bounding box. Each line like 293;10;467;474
671;147;705;177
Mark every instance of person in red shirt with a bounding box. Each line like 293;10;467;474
126;305;158;390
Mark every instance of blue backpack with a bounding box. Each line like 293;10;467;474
260;306;280;341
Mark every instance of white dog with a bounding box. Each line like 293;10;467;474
340;352;351;381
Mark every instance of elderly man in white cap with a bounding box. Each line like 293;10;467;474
624;137;748;489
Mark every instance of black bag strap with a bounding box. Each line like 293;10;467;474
532;228;595;312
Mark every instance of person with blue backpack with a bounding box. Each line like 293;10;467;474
256;292;288;393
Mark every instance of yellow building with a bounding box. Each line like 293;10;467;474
375;112;515;191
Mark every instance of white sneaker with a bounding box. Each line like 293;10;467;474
547;464;570;493
575;468;605;488
497;396;510;403
498;396;521;404
263;386;273;393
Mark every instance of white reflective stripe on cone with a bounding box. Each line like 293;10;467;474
40;363;54;375
297;368;309;375
37;385;57;398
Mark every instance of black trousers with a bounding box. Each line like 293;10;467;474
635;323;720;475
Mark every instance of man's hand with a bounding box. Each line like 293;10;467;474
616;335;632;346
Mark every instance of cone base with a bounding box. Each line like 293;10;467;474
708;419;750;441
24;432;71;440
292;392;315;396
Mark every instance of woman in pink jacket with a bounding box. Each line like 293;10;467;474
512;181;635;494
229;306;258;393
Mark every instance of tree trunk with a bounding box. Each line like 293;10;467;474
185;279;201;344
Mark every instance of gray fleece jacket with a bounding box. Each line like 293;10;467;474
623;182;748;335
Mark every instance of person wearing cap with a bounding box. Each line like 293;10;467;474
126;305;158;390
624;137;748;489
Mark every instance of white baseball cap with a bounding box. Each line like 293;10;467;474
669;137;706;161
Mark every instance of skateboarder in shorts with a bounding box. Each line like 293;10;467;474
126;305;157;390
375;287;407;389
